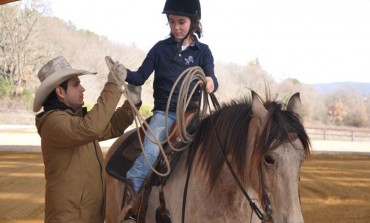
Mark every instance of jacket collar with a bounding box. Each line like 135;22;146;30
37;99;87;117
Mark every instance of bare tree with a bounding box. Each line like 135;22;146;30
276;78;323;123
325;86;369;127
0;0;49;97
214;58;274;103
328;101;348;125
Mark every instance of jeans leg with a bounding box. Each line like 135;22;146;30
126;111;176;192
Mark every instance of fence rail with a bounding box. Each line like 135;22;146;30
306;126;370;141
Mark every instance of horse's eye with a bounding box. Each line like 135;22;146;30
264;154;275;165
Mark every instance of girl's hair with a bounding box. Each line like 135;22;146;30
191;17;202;38
43;79;69;105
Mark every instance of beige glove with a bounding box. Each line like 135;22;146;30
126;84;142;105
106;56;127;86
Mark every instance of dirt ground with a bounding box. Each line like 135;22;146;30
0;152;369;223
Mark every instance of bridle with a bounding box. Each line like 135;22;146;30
181;93;273;223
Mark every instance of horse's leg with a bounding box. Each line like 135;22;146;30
105;175;125;223
104;134;131;223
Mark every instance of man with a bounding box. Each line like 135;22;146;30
33;56;140;223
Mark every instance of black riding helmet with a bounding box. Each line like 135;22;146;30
162;0;201;19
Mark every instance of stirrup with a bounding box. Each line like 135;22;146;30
121;214;137;223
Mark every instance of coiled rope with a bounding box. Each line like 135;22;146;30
165;66;211;151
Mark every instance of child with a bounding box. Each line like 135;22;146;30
121;0;218;216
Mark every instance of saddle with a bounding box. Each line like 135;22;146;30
106;113;197;222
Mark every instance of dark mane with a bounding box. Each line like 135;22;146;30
186;95;311;191
186;97;253;190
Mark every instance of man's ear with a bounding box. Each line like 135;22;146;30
55;86;65;100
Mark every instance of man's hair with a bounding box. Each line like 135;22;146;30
43;79;69;105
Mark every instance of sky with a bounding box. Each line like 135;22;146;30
47;0;370;84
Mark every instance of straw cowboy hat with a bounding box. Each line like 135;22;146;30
0;0;19;5
33;56;96;112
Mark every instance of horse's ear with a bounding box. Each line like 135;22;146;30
287;92;301;115
251;91;268;119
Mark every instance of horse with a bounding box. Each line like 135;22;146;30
104;91;311;223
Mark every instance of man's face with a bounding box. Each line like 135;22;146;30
58;76;85;110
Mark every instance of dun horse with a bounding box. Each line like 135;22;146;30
105;91;311;223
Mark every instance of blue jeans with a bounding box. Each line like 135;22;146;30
126;110;176;192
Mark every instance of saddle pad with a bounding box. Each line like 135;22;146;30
106;130;139;181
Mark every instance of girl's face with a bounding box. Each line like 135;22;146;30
168;14;191;41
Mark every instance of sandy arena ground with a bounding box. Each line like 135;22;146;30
0;126;369;222
0;151;369;223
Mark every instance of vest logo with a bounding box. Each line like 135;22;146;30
185;56;194;65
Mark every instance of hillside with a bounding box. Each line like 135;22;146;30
313;82;370;95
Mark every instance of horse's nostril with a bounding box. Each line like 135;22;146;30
265;155;275;165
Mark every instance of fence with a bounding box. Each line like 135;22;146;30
306;126;370;141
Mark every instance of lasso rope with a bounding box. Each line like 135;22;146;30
106;56;211;176
165;66;211;151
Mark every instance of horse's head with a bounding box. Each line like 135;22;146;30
248;91;311;222
187;90;311;222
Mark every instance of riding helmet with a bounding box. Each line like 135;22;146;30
162;0;201;19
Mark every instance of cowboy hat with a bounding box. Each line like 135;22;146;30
33;56;97;112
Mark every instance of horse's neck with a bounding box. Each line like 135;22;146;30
163;158;261;222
